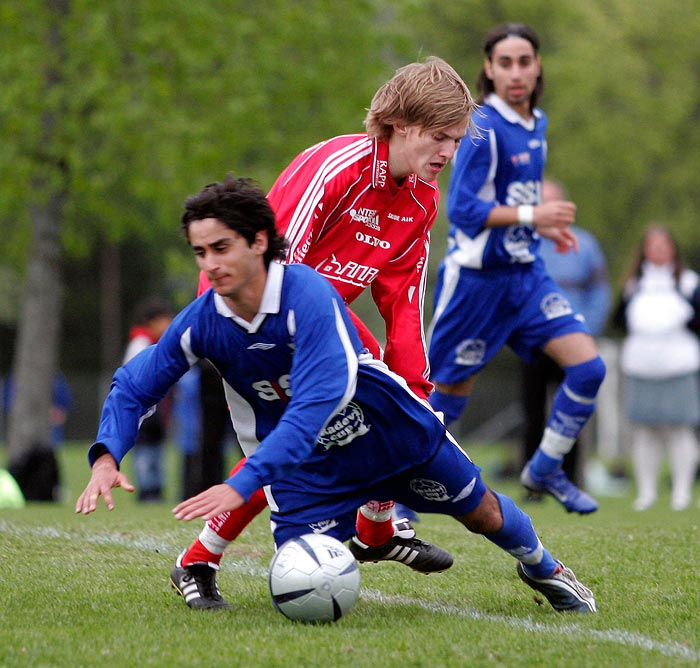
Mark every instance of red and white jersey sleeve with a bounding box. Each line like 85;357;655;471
268;134;439;399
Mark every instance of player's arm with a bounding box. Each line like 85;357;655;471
76;312;196;513
535;225;579;253
369;233;433;400
446;133;498;235
485;200;577;230
175;275;362;520
448;130;576;232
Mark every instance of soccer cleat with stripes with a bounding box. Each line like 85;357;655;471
517;560;597;613
170;552;232;610
348;520;453;573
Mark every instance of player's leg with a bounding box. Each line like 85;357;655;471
400;436;596;612
630;425;662;510
427;266;512;426
667;425;699;510
509;270;606;513
346;307;447;559
349;502;454;573
171;457;268;609
520;332;605;513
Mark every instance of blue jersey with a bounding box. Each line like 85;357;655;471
445;94;548;270
428;95;590;384
90;262;447;510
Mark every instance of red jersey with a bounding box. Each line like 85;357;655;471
199;134;438;398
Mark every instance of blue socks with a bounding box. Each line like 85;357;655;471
485;492;557;578
530;356;606;476
529;448;563;477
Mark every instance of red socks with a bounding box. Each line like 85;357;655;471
355;500;396;546
181;458;268;567
181;461;400;566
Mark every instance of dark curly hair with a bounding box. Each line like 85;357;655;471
181;175;288;266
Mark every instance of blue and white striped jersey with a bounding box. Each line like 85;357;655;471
91;262;445;504
444;93;548;270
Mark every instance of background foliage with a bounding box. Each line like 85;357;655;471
1;0;699;441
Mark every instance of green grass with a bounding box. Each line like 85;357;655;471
1;442;699;668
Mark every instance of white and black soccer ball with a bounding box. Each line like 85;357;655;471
269;533;360;623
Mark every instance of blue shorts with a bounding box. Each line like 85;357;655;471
428;260;590;385
270;434;486;546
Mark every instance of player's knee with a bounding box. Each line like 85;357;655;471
564;355;606;398
456;488;503;534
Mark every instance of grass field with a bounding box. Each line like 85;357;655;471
2;441;699;668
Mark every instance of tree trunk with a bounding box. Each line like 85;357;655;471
99;240;122;401
7;194;65;462
7;0;68;464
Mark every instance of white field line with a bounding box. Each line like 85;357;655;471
5;522;699;662
361;588;700;663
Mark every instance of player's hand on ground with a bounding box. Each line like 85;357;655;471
172;484;245;521
75;453;135;514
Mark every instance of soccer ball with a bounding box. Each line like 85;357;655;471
269;533;360;623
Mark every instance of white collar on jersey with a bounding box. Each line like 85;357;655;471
213;261;284;333
484;93;542;131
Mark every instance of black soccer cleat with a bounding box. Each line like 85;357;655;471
170;553;232;610
348;520;453;574
516;560;597;613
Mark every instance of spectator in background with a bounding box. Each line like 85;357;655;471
2;372;72;449
123;298;173;502
616;225;700;511
2;371;72;501
171;363;203;500
519;178;611;493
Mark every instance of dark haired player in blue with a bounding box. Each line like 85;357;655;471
76;175;596;613
427;23;606;515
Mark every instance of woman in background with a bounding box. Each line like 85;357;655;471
617;225;700;511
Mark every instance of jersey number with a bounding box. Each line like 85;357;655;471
252;375;291;401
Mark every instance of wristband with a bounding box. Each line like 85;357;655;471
517;205;534;226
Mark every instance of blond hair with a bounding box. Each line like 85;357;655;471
364;56;475;142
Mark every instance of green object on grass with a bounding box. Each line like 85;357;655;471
0;468;25;508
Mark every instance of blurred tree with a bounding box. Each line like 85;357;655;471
5;0;698;449
0;0;399;457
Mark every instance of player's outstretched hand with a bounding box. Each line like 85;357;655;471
75;453;135;514
172;484;244;521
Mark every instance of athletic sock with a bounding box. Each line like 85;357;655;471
485;492;558;578
181;458;268;567
529;445;564;477
355;500;396;546
529;356;605;477
180;487;269;567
